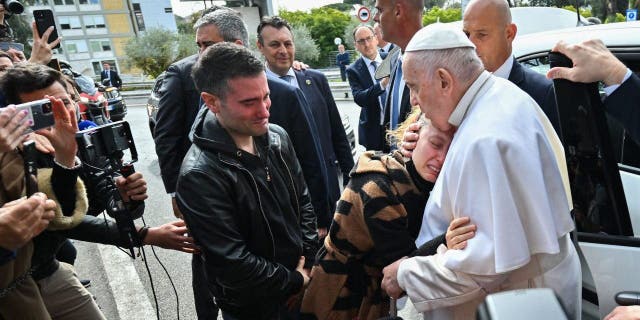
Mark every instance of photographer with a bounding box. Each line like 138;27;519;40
0;63;196;319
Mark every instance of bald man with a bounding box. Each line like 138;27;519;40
373;0;424;150
463;0;560;132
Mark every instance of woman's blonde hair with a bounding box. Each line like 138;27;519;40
386;106;426;149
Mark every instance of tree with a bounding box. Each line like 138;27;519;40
341;17;363;52
5;14;32;56
422;6;462;26
292;24;320;62
124;28;178;78
280;8;351;67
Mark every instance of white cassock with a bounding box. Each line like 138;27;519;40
397;71;581;320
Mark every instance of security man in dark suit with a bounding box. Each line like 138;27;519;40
153;8;330;319
336;44;350;82
257;16;354;233
100;62;121;88
346;25;389;151
463;0;560;132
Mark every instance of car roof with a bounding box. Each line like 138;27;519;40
513;21;640;59
447;7;587;36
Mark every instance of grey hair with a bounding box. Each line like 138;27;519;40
191;42;264;100
194;8;249;45
408;47;484;86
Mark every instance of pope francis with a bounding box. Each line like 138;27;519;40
381;23;581;319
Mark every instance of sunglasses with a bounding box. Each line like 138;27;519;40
0;42;25;52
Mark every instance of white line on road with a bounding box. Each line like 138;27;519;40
98;244;157;320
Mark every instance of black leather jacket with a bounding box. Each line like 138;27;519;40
177;111;319;318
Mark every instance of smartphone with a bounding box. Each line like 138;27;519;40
13;98;55;133
33;9;60;49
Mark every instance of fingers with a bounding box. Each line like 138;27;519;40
546;66;573;81
448;216;471;231
296;256;306;270
30;133;55;154
170;220;186;227
40;26;54;43
30;21;39;38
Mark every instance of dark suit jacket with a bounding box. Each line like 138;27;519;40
383;52;412;152
294;69;354;225
346;54;387;151
605;73;640;143
336;52;350;70
266;77;332;225
154;54;200;194
508;59;560;133
101;69;122;88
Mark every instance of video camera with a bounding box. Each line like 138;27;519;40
76;120;142;257
1;0;24;15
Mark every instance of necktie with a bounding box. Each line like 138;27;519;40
371;61;387;121
390;59;403;130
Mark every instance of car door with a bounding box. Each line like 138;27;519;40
518;49;640;320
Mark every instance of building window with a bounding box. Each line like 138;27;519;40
53;0;74;5
89;39;111;52
132;3;146;32
32;0;50;5
84;15;106;29
58;16;81;30
79;0;100;4
65;40;88;53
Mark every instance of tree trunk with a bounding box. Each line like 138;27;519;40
607;0;618;21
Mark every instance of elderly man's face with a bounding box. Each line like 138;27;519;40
196;24;225;55
403;53;455;132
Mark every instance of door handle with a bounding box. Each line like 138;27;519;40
615;291;640;306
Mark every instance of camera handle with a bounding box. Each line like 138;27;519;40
101;164;140;258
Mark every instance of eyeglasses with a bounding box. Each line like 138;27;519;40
356;36;374;45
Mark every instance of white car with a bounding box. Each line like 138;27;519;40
513;21;640;320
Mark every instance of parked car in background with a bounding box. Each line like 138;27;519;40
146;72;357;157
513;21;640;320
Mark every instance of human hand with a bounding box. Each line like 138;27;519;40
143;220;199;254
400;122;421;158
317;227;328;239
380;76;390;89
0;106;30;152
6;48;26;63
26;133;55;154
381;257;407;299
0;193;56;250
36;95;78;167
115;172;148;202
296;256;310;287
292;60;309;71
604;305;640;320
547;39;628;87
28;22;61;65
446;217;476;250
171;197;184;219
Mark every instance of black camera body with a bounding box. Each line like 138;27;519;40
1;0;24;15
76;121;142;256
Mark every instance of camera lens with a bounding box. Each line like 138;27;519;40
4;0;24;15
41;102;53;114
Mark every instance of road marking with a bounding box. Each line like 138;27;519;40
98;244;157;320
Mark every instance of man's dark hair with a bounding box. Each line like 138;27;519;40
257;16;292;45
191;42;264;100
0;63;66;104
352;24;375;40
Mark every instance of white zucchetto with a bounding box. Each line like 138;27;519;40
406;23;475;52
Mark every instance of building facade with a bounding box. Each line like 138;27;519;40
29;0;176;76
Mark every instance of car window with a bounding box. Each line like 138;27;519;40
520;53;640;237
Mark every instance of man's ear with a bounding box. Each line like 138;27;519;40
436;68;454;94
235;39;244;46
201;92;221;113
256;39;263;51
506;23;517;42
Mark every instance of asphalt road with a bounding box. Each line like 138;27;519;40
74;97;363;320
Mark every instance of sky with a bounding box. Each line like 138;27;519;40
169;0;343;17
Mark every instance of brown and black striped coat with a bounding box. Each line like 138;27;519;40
301;151;435;320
